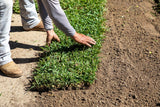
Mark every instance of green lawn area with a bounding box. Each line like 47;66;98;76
13;0;107;91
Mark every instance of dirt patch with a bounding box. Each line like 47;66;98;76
33;0;160;107
0;0;160;106
0;14;46;106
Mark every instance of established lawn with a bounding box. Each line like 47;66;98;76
13;0;107;91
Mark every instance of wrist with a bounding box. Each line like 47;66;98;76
46;29;54;34
72;32;78;38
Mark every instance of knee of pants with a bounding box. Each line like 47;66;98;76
1;0;13;9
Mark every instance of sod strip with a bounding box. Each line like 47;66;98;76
13;0;107;91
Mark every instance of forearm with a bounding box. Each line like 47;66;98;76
41;0;76;36
37;0;53;30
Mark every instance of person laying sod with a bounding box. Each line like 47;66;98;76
37;0;96;47
0;0;96;78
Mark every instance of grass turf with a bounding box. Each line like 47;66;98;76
13;0;107;91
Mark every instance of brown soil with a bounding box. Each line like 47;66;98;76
0;0;160;107
33;0;160;107
0;14;46;106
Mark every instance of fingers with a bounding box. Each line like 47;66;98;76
47;36;60;46
46;30;60;46
46;32;96;47
72;33;96;47
55;36;60;42
86;36;96;45
46;35;52;46
90;38;96;44
83;36;96;47
85;43;92;47
52;34;60;42
87;40;96;46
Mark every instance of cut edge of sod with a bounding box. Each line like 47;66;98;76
13;0;107;92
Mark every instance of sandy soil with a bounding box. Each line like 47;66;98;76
0;0;160;106
0;14;46;106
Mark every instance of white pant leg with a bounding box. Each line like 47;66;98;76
0;0;13;65
19;0;40;30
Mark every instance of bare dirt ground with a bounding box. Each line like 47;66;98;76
0;0;160;107
0;14;46;106
34;0;160;107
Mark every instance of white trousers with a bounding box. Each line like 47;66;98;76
0;0;13;65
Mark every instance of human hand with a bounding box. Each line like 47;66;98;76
71;32;96;47
46;29;60;46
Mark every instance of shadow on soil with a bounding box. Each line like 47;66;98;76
13;58;39;64
9;41;42;51
10;26;24;32
0;71;6;77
